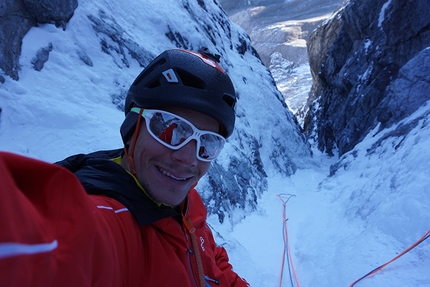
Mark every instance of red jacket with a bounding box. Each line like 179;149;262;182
0;151;249;286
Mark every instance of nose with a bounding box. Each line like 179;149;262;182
171;140;199;166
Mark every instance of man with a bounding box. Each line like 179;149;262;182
0;49;249;286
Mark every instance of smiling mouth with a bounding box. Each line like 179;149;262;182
157;167;189;181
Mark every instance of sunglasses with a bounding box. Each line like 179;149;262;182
130;108;226;162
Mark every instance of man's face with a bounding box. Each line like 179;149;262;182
128;107;220;207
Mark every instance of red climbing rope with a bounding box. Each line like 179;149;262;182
277;194;300;287
349;229;430;287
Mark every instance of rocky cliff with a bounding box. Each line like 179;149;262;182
306;0;430;156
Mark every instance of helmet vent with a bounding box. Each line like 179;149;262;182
223;94;237;109
148;79;161;89
176;69;205;89
134;58;166;86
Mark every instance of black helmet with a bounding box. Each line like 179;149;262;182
120;49;237;143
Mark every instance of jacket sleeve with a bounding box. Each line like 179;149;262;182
0;152;142;287
214;244;250;287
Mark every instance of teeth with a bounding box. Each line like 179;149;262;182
158;167;187;181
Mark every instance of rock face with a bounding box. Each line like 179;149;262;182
305;0;430;156
0;0;35;80
0;0;77;80
23;0;77;28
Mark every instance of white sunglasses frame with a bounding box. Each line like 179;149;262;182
130;107;225;162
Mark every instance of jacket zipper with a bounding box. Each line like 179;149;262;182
184;228;200;287
184;229;221;287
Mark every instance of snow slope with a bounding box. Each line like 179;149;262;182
223;101;430;286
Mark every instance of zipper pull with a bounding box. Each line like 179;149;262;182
205;275;220;285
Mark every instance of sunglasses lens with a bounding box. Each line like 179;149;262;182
147;111;224;161
199;134;224;160
149;113;193;146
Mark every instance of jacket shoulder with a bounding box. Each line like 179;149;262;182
56;149;123;172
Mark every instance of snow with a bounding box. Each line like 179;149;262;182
269;51;313;125
1;0;430;286
378;0;393;28
364;39;372;55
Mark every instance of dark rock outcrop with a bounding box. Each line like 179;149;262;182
87;10;155;69
305;0;430;156
23;0;77;28
0;0;35;80
31;43;53;71
0;0;77;80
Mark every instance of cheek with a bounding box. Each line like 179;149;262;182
133;133;169;163
132;135;152;162
133;126;156;153
199;162;211;177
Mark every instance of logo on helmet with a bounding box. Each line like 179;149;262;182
162;69;179;83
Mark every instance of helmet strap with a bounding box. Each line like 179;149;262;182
123;108;144;176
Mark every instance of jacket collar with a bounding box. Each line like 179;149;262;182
56;149;180;226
